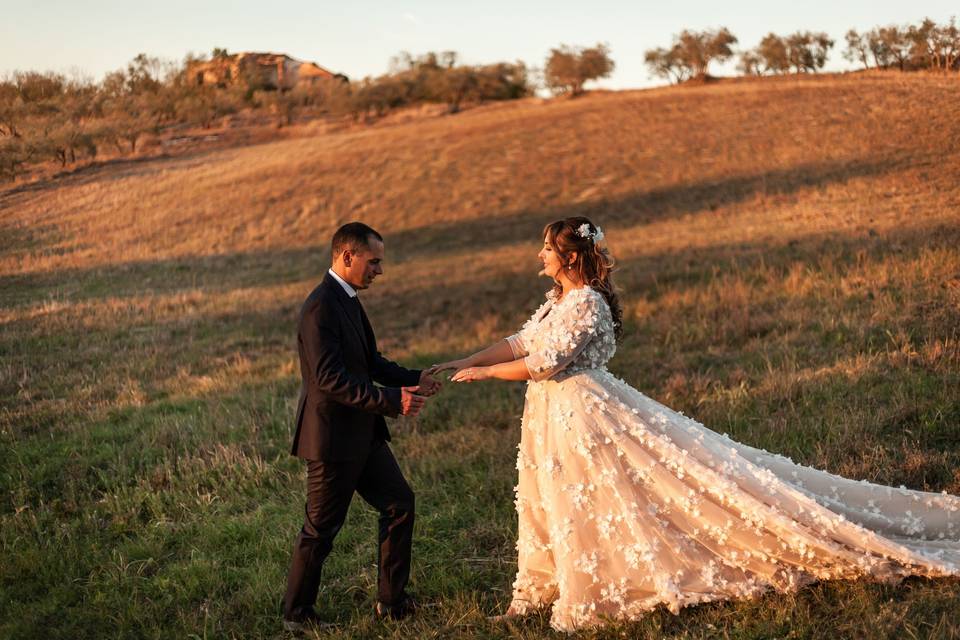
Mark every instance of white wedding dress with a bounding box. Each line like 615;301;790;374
504;286;960;632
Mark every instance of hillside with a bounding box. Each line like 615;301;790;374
2;72;960;638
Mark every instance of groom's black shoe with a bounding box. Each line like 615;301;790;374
374;594;418;621
282;606;333;633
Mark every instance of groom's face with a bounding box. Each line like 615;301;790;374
342;236;385;290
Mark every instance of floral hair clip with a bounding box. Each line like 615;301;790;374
576;223;605;244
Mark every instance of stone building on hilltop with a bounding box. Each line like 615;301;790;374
187;52;347;90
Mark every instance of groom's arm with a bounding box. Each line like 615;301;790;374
301;303;402;417
370;351;421;388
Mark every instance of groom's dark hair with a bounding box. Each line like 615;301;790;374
331;222;383;258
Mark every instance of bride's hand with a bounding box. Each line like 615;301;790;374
428;358;471;378
451;366;492;383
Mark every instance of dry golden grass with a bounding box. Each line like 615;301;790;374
2;71;960;639
4;72;958;410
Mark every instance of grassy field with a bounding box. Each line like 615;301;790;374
2;70;960;639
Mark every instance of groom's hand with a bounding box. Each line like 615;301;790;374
400;386;427;416
417;370;442;397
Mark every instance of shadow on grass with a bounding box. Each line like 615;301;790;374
0;221;64;256
4;219;957;399
0;154;908;309
5;219;957;439
386;156;909;261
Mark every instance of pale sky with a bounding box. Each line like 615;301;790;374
2;1;956;89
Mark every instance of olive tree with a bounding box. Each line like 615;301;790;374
544;43;615;96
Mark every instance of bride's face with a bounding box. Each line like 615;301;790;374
538;238;564;280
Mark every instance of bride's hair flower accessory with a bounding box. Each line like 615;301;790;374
576;223;604;244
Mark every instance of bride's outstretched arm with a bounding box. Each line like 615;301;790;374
455;290;605;384
450;358;531;382
430;339;517;375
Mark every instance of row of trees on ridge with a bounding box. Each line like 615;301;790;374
644;17;959;82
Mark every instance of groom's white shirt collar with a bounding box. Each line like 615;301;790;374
328;268;358;298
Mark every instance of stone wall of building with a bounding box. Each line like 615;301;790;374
187;53;343;90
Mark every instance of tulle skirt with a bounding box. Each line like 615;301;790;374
508;368;960;631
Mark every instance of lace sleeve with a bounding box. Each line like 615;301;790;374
506;334;529;359
523;290;601;382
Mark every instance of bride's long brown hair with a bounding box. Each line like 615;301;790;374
543;217;623;340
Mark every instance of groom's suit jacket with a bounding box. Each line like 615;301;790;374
291;272;421;461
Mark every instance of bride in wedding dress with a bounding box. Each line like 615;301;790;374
430;216;960;632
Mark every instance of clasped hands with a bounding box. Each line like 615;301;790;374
401;359;489;417
426;358;491;383
400;369;442;417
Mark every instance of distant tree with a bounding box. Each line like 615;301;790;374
0;79;18;105
362;51;531;118
474;62;531;101
756;33;790;74
0;136;37;181
248;87;304;127
645;29;736;82
0;72;72;178
46;78;101;165
437;61;531;111
102;95;155;152
907;19;935;69
746;31;832;75
844;29;871;69
876;26;911;70
439;50;458;69
176;84;242;128
784;32;834;73
14;71;65;103
46;118;96;166
736;50;764;76
677;28;738;78
103;54;176;106
908;17;960;71
644;46;689;83
351;75;409;119
124;53;166;94
295;76;355;116
434;66;478;113
388;51;415;74
0;79;23;138
863;29;892;69
544;43;614;96
212;47;230;60
98;54;181;151
578;44;616;85
100;81;151;151
544;47;579;95
938;17;960;70
398;51;443;103
0;77;33;179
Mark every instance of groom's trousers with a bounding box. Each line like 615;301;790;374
282;439;415;618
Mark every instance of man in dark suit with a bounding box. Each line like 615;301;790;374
282;222;440;632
